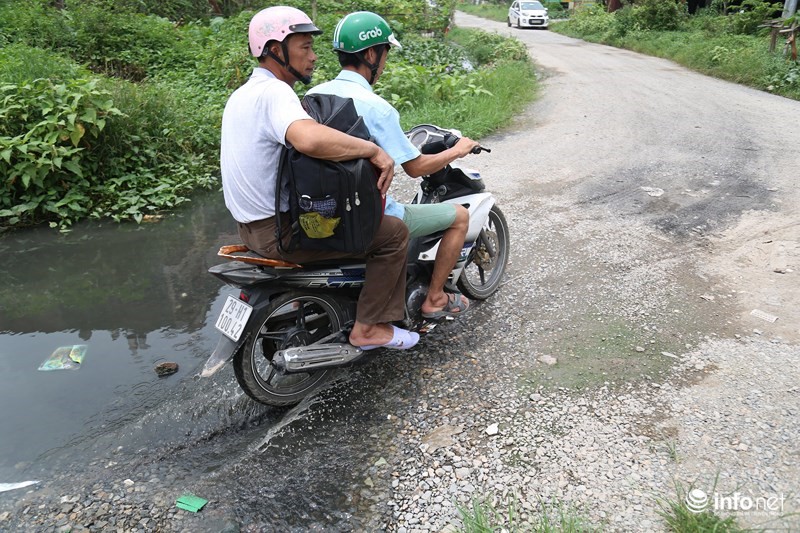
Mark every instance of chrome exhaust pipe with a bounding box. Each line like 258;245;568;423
273;343;364;373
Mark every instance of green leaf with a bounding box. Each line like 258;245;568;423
80;108;97;123
0;149;11;163
69;123;85;147
62;160;83;177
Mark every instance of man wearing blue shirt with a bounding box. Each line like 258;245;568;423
308;11;480;319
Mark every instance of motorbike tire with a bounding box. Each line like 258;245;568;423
457;204;510;300
233;292;345;407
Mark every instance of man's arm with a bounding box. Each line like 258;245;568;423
401;137;480;178
286;119;394;194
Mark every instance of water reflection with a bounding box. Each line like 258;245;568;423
0;192;240;479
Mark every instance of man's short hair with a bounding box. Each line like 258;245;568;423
336;44;390;68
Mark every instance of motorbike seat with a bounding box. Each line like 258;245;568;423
217;245;366;269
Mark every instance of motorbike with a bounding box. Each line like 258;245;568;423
202;124;510;407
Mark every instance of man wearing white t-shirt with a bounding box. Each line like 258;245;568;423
220;6;419;351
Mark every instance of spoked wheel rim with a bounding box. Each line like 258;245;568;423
458;206;510;300
247;296;341;399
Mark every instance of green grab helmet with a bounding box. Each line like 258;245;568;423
332;11;402;53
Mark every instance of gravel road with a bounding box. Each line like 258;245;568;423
2;12;799;533
376;12;800;531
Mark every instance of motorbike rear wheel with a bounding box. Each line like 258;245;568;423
233;292;345;407
457;204;510;300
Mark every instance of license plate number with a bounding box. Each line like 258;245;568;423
215;295;253;342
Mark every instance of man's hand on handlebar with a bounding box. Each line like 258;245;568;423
452;136;481;158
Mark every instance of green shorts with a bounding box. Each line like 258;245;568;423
402;203;457;239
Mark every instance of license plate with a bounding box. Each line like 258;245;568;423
215;295;253;342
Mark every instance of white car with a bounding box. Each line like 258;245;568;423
508;0;549;29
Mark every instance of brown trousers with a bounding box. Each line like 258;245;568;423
237;213;408;325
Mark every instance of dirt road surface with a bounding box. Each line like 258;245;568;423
427;12;800;530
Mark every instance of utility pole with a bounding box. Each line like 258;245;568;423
784;0;798;18
312;0;318;22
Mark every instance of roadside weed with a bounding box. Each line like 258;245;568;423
656;479;749;533
666;439;679;462
456;494;597;532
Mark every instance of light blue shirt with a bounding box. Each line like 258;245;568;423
307;70;421;220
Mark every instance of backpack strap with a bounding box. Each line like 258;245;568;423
275;145;289;254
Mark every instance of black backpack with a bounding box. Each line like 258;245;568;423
275;93;383;255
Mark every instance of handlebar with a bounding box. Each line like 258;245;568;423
408;124;490;155
443;132;490;154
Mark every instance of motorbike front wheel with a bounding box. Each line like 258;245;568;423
457;204;510;300
233;292;346;407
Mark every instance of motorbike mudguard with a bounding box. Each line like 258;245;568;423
200;293;276;378
416;192;495;262
201;334;243;377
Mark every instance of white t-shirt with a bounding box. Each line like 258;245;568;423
220;68;312;223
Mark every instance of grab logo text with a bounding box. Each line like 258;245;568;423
359;27;383;41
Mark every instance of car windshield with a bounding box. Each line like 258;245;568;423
520;1;544;9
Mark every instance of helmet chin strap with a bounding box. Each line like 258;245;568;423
268;41;312;85
358;46;385;85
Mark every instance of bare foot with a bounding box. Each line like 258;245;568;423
349;322;394;347
349;322;420;351
421;292;469;317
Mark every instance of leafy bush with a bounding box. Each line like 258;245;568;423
629;0;687;31
0;42;88;84
65;1;191;80
567;3;617;37
448;27;528;65
0;77;123;226
727;0;782;35
396;34;472;71
0;0;77;50
0;44;219;229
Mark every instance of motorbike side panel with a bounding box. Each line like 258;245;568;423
416;192;496;263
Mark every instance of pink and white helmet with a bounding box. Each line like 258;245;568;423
248;6;322;57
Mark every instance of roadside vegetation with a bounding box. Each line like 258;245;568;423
457;0;570;23
456;495;597;532
0;0;537;231
551;0;800;101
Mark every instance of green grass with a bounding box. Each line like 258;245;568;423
401;59;538;138
457;1;510;23
657;480;751;533
457;495;597;532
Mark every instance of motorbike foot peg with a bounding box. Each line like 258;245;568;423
272;343;364;373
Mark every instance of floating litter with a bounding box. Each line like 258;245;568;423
38;345;87;371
